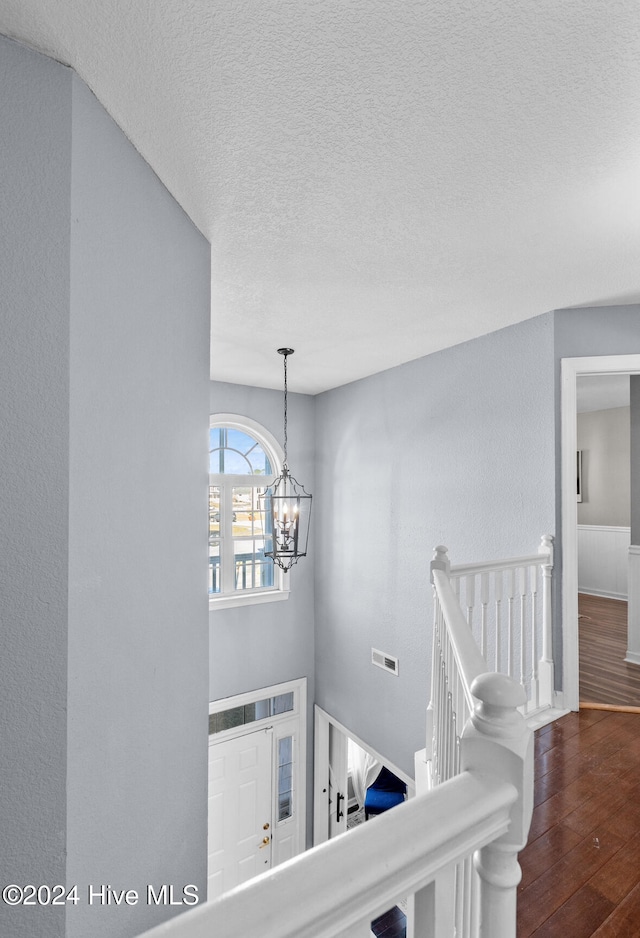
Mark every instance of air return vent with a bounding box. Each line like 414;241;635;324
371;648;399;676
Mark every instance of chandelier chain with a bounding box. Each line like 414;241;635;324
283;351;288;466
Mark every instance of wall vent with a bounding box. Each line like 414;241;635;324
371;648;399;676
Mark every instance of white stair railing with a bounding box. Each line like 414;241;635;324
434;536;554;723
421;546;535;938
139;673;530;938
138;544;535;938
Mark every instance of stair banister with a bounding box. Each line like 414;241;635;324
138;771;517;938
461;671;533;936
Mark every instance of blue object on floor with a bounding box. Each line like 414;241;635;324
371;904;406;938
364;766;407;819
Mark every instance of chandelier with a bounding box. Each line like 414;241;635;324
261;348;312;572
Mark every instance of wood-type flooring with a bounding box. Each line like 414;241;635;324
518;709;640;937
579;593;640;708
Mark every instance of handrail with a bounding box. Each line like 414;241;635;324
432;567;486;713
139;771;517;938
448;535;553;577
449;552;548;577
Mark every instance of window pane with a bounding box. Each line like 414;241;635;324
272;693;294;717
209;486;220;540
277;735;293;821
233;538;274;591
278;763;293;785
209;427;273;476
209;543;221;595
209;707;244;734
278;793;292;821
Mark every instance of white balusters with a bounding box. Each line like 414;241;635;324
443;537;555;722
494;569;503;673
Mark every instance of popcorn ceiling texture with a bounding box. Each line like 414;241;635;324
2;0;640;392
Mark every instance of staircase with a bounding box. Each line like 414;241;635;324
140;538;559;938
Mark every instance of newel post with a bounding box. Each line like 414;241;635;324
461;672;533;938
430;544;451;582
538;534;554;709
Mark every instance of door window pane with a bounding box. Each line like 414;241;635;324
278;736;293;821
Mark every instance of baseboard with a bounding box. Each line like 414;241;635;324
578;588;628;602
526;705;570;730
624;650;640;666
580;701;640;714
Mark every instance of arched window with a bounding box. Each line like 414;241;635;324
209;415;287;607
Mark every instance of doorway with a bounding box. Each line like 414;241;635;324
313;706;414;845
561;355;640;709
208;678;306;900
314;708;413;938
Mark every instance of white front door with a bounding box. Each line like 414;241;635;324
208;727;273;900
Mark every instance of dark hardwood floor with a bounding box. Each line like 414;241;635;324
518;709;640;937
579;593;640;708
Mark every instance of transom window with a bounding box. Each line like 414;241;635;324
209;415;288;608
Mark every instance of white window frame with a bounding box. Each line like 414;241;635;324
209;414;290;610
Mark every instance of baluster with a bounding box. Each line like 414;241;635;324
454;859;464;937
466;574;476;634
480;572;489;659
447;691;455;780
436;659;445;784
494;569;503;673
462;672;533;938
450;708;457;779
518;566;526;689
506;568;515;681
428;598;442;774
530;564;539;711
413;865;456;938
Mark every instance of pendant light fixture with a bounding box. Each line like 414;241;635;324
261;348;312;571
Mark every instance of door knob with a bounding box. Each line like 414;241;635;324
259;836;270;848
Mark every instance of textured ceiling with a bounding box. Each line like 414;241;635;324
2;1;640;393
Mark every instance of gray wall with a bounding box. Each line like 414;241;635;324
0;36;72;938
0;39;211;938
631;376;640;544
66;76;211;938
577;407;630;526
208;380;316;841
208;381;316;702
314;314;557;776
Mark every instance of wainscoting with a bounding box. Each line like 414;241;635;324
578;525;630;601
